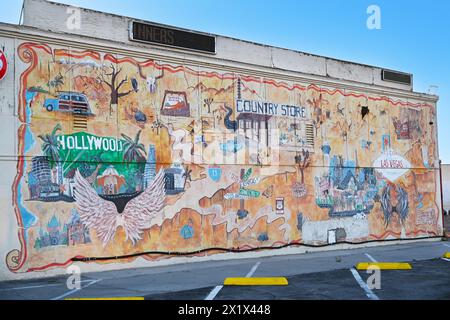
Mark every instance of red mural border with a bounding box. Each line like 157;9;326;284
8;42;436;273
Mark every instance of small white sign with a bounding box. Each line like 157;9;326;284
276;197;284;214
240;177;261;188
228;172;241;183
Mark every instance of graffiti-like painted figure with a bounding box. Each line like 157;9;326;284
381;184;409;227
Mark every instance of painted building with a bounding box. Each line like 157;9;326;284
143;145;157;188
0;0;443;280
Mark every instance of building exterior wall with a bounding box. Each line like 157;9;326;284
22;0;414;91
442;165;450;212
0;1;442;281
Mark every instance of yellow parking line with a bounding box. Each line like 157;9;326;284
65;297;144;300
224;277;288;286
443;252;450;259
356;262;412;270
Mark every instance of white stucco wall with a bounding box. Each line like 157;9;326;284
0;36;21;281
22;0;413;92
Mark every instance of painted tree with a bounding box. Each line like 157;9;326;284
48;73;64;94
183;167;193;182
295;149;311;184
99;64;134;115
151;118;164;135
38;124;62;168
337;119;353;141
203;97;214;113
121;130;147;164
307;93;329;135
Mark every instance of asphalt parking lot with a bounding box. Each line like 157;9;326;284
0;240;449;300
149;258;449;300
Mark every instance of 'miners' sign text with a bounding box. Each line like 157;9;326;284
131;21;216;54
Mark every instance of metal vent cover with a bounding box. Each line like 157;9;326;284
382;69;412;85
305;123;315;148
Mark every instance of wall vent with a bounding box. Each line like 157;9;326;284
381;70;412;85
72;113;88;131
305;123;315;148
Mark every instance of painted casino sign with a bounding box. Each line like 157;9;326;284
0;49;7;80
373;151;411;182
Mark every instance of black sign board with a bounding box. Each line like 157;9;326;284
382;69;412;85
131;21;216;54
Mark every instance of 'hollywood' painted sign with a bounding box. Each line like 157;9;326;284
57;134;123;152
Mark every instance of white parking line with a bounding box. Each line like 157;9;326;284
50;279;102;300
0;280;94;291
365;253;377;263
204;285;223;301
205;261;261;301
350;268;379;300
245;262;261;277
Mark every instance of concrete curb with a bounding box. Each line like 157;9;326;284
224;277;288;286
356;262;412;270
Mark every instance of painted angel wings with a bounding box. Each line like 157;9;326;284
73;169;166;246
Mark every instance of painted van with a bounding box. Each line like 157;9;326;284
43;92;93;115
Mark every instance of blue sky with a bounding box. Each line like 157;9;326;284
1;0;449;162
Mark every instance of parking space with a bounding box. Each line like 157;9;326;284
207;269;368;300
0;277;90;300
0;240;449;300
355;259;450;300
144;258;450;300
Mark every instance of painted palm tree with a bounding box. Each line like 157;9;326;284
38;124;62;168
121;130;147;164
48;73;64;94
295;149;311;184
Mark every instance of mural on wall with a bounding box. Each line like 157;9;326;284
5;41;442;273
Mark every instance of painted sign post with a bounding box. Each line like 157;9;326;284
224;168;262;219
0;49;7;80
225;168;262;200
239;188;260;198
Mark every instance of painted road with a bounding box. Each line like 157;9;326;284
0;240;449;300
